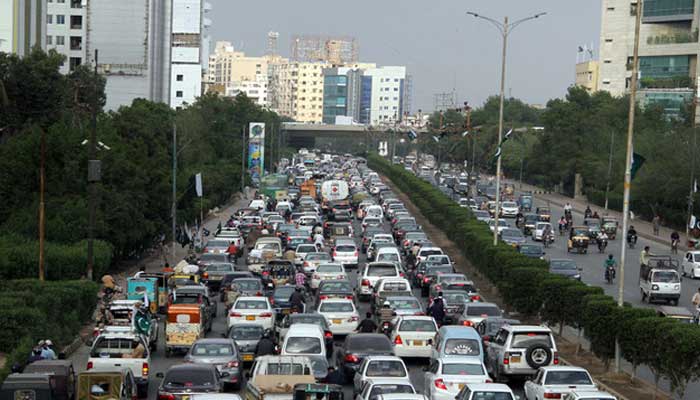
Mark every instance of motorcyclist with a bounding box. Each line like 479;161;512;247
604;254;616;283
377;301;395;324
428;292;446;327
542;224;553;245
558;216;567;234
564;202;572;213
584;205;592;218
356;312;378;333
256;329;277;356
627;226;638;245
597;231;609;251
289;286;305;313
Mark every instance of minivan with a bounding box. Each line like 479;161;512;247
431;326;484;363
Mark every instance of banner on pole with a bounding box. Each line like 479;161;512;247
195;173;203;197
248;123;265;183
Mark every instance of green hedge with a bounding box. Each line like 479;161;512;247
0;235;112;280
369;154;700;395
0;279;99;383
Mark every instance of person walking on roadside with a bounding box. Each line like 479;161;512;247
692;288;700;313
671;230;681;254
652;215;661;236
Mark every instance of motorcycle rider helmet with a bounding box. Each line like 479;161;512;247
382;301;391;308
608;254;614;260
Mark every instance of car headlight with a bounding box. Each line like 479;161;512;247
652;284;659;290
674;285;680;290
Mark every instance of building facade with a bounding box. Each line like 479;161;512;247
0;0;47;56
598;0;700;117
46;0;85;74
575;60;600;91
207;41;268;106
268;60;328;123
363;66;406;125
170;0;203;109
224;80;268;106
322;67;364;124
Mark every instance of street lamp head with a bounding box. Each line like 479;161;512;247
466;11;479;17
534;12;547;18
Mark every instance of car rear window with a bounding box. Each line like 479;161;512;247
306;253;331;261
510;332;553;348
336;245;356;252
420;250;443;257
320;281;351;291
265;363;305;375
471;392;513;400
347;336;392;352
192;343;234;356
207;264;234;272
466;306;501;317
163;369;214;386
320;302;354;313
285;337;322;354
388;298;420;310
441;363;485;375
427;266;453;275
235;300;268;310
369;384;415;398
382;282;408;291
544;370;592;385
206;240;229;247
444;339;480;356
366;360;407;377
230;325;263;340
234;280;261;290
399;319;436;332
297;245;316;253
368;265;398;277
318;265;343;273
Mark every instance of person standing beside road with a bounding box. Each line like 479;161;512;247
640;246;653;268
671;231;681;254
652;215;661;236
692;288;700;316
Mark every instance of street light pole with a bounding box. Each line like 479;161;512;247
615;0;643;373
467;11;546;245
172;123;177;263
604;130;615;210
86;49;99;280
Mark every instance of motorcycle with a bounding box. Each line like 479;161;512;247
605;266;616;284
671;239;680;254
543;233;553;248
598;237;608;253
558;223;566;236
380;321;393;337
627;233;637;249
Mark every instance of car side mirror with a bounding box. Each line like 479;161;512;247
220;371;230;378
155;372;164;378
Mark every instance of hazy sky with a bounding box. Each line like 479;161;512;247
208;0;602;112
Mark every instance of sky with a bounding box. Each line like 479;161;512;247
207;0;602;112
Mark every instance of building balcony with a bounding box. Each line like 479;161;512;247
642;0;695;22
646;30;698;45
640;75;694;89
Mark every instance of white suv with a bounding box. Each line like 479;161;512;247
484;324;558;380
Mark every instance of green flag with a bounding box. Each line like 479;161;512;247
631;152;645;180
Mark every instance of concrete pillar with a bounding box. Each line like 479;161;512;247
574;173;584;199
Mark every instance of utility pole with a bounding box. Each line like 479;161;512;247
171;123;177;263
466;11;546;245
604;130;615;210
686;92;698;239
38;127;46;281
86;49;99;281
615;0;642;373
241;125;246;194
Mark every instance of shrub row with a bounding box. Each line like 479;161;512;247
368;154;700;397
0;235;112;280
0;279;99;382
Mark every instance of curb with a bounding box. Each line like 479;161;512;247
60;335;86;358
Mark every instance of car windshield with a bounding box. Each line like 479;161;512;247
427;266;453;275
368;265;398;277
388;298;420;310
234;300;267;310
439;275;466;283
466;306;501;317
336;245;356;252
471;393;513;400
234;280;261;290
369;384;415;398
501;229;522;238
442;363;485;375
200;254;228;262
320;281;351;292
255;243;279;251
366;360;407;377
206;264;234;272
318;265;343;273
191;343;234;356
502;202;517;208
550;260;577;271
444;339;480;356
406;233;427;240
230;325;263;340
544;370;593;385
399;319;436;332
520;245;542;255
163;369;214;387
444;292;468;304
274;287;295;298
297;245;316;253
347;336;391;352
285;337;322;354
320;302;354;313
653;271;680;283
510;332;553;348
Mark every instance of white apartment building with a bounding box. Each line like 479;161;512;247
225;80;268;106
46;0;86;74
170;0;203;109
1;0;47;56
363;66;406;125
269;60;328;123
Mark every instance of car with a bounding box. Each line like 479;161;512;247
352;356;410;394
227;297;275;330
227;324;263;363
276;313;334;355
522;213;540;235
500;228;527;247
269;285;298;315
532;222;553;242
429;273;467;296
383;296;424;320
549;259;582;280
156;364;226;399
281;324;328;360
337;333;394;381
226;278;264;308
317;298;360;335
249;199;266;210
488;219;509;234
473;210;491;222
357;262;402;300
420;264;455;296
431;326;484;362
423;357;491;400
375;246;402;266
485;324;559;381
681;251;700;278
367;241;396;262
332;242;360;268
287;235;312;251
362;216;383;231
442;290;470;324
303;252;333;274
184;339;244;390
203;238;233;256
202;263;237;291
315;280;355;305
311;263;347;289
401;231;428;252
563;390;617;400
457;302;503;327
390;316;438;358
295;244;318;263
518;244;545;259
475;317;521;343
416;247;444;264
455;383;517;400
524;366;597;400
354;380;416;400
500;201;519;218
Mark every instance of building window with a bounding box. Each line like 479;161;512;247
176;74;183;81
630;2;637;16
57;0;65;3
47;14;53;24
56;15;65;24
70;0;82;8
602;79;611;84
607;7;615;11
46;35;53;45
604;38;613;42
69;36;82;50
176;91;183;97
56;36;65;45
69;57;81;71
604;59;612;63
70;15;82;29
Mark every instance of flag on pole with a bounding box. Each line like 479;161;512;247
630;153;646;180
432;136;440;143
195;173;203;197
502;128;513;143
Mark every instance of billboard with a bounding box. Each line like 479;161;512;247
248;122;265;183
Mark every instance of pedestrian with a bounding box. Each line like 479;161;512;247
27;348;43;364
652;215;661;236
162;262;174;273
671;231;680;254
428;292;446;327
692;288;700;310
325;366;345;385
640;246;653;268
133;265;146;278
41;340;57;360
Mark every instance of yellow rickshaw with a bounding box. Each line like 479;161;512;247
77;368;136;400
165;304;203;357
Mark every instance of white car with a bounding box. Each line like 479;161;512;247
357;262;401;300
310;263;347;289
532;222;553;241
488;219;509;234
281;323;327;359
333;242;359;267
375;246;402;266
317;298;359;335
391;316;438;358
524;366;597;400
500;201;519;218
227;297;274;330
563;391;617;400
249;199;265;210
681;251;700;278
416;247;444;264
455;383;516;400
295;244;318;264
365;205;384;219
355;380;416;400
362;216;383;231
303;252;333;274
352;356;410;394
424;357;491;400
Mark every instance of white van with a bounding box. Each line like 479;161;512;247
281;324;327;359
365;205;384;220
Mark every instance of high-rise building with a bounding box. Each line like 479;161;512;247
170;0;204;109
269;60;328;123
575;60;600;92
46;0;85;74
363;66;407;125
598;0;700;117
207;41;270;107
0;0;47;56
322;67;366;124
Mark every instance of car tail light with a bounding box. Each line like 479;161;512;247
543;394;561;399
434;378;448;390
423;277;430;283
260;312;272;318
142;362;149;377
354;251;359;257
269;298;275;305
553;351;559;365
319;295;329;300
332;251;337;257
502;356;509;365
471;295;481;301
485;379;493;383
256;291;263;296
462;320;473;327
394;335;403;345
86;361;93;370
227;361;240;368
202;272;209;279
414;312;425;316
344;354;359;363
345;295;354;300
303;261;309;267
324;331;333;338
230;312;242;317
158;393;176;400
202;247;208;253
361;279;370;286
93;328;100;337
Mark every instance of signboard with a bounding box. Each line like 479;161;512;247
248;122;265;183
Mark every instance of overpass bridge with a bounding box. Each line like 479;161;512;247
280;122;428;150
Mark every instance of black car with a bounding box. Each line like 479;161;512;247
202;262;236;292
270;285;297;316
518;244;545;259
337;333;394;382
227;324;264;363
219;272;254;301
315;280;354;306
156;364;225;399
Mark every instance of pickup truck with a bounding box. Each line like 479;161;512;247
639;256;681;305
243;374;315;400
87;331;151;397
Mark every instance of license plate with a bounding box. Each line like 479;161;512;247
332;319;342;324
182;396;190;400
282;309;290;314
243;354;254;361
413;340;423;346
246;315;256;321
511;356;521;363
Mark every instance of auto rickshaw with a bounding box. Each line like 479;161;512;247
165;304;203;357
139;272;172;313
518;192;533;212
1;374;56;400
583;218;602;240
601;216;619;240
503;183;515;197
567;226;590;254
292;383;344;400
263;260;296;288
657;306;698;324
77;368;137;400
127;277;158;314
22;360;76;400
536;206;551;222
170;274;200;289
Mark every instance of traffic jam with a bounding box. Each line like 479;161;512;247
2;152;618;400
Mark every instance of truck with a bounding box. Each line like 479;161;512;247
640;256;681;305
86;331;151;397
300;179;317;199
321;180;349;203
242;374;315;400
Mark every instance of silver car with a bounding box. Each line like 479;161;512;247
227;324;264;364
184;338;244;390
